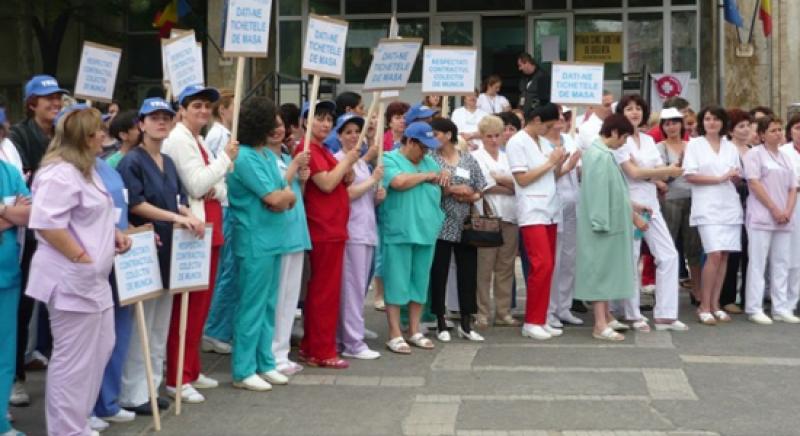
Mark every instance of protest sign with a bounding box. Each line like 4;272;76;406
363;38;422;92
74;42;122;103
421;46;477;96
301;14;349;151
223;0;272;57
550;62;604;106
169;225;213;292
114;227;163;306
162;31;205;98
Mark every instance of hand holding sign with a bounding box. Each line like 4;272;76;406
74;42;122;103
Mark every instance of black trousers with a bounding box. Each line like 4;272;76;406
720;224;748;307
15;233;37;381
429;239;478;317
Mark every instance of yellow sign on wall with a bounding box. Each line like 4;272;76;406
575;32;623;63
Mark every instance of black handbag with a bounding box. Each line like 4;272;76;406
461;200;504;248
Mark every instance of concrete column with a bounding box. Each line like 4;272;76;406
778;0;800;117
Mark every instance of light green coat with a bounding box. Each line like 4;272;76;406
575;139;636;301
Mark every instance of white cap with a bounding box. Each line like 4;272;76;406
660;107;683;120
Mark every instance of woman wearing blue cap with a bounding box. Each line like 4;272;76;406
25;106;131;436
326;113;384;360
8;74;68;407
163;85;238;402
117;98;204;414
380;121;447;354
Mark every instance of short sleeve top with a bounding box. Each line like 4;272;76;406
506;130;561;226
26;162;116;312
296;141;350;243
682;136;744;226
335;153;378;246
743;145;798;231
656;141;692;200
0;161;29;288
432;150;487;242
471;147;517;223
380;150;444;245
274;151;312;253
612;132;663;212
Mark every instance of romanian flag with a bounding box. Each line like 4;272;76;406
759;0;772;37
153;0;191;38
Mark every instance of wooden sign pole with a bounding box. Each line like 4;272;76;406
356;92;380;151
441;95;449;119
230;57;245;142
135;301;162;431
375;101;386;166
174;291;189;415
303;74;321;152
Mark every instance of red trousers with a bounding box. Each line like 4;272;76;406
520;224;557;325
166;246;220;387
301;241;346;361
641;243;656;286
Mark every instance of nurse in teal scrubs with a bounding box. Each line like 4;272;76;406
0;160;31;436
380;122;446;354
227;97;297;392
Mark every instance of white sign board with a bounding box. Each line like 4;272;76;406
74;42;122;103
421;46;477;96
550;62;604;106
169;226;213;292
114;228;164;306
363;38;422;92
163;31;205;97
223;0;272;57
301;14;348;79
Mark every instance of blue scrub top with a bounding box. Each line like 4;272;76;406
0;160;30;288
117;146;188;283
95;157;128;230
276;152;312;253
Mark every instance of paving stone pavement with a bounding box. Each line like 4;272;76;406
9;289;800;436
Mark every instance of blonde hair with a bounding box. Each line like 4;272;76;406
212;89;235;119
41;107;103;178
478;115;504;135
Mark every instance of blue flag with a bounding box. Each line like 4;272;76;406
724;0;744;27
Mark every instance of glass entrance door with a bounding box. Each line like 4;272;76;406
529;14;574;76
432;16;481;112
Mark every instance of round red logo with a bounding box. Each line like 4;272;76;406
655;76;683;99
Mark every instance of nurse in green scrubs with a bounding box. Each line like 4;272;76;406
227;97;297;391
380;122;447;354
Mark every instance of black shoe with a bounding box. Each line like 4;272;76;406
124;397;170;415
571;300;588;313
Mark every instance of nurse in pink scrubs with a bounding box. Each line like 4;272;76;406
26;107;131;436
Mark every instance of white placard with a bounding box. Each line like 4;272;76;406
114;228;164;306
363;38;422;92
550;62;604;106
163;31;205;97
74;42;122;103
169;226;213;292
421;46;477;96
223;0;272;57
541;36;561;62
301;14;349;79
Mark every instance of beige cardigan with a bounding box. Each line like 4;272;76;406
162;122;230;222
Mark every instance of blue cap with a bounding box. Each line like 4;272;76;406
24;75;69;100
0;108;6;125
404;103;439;125
301;100;336;119
139;97;176;118
53;103;90;126
323;113;366;152
177;84;220;106
404;122;440;149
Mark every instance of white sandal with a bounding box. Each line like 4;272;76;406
593;327;625;341
607;320;630;331
385;336;411;354
713;310;731;322
407;333;435;350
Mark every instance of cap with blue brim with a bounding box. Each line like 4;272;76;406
53;103;90;126
404;122;441;149
178;84;220;106
25;75;69;100
404;104;439;125
139;97;176;118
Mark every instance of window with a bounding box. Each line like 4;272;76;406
309;0;339;15
437;0;524;12
575;15;623;80
481;16;525;104
671;0;696;4
278;0;301;16
572;0;621;7
346;0;391;14
344;20;390;83
627;0;662;6
628;13;663;75
279;21;302;77
397;1;429;12
672;11;698;78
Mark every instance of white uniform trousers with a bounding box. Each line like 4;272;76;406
549;202;577;320
786;204;800;313
745;228;791;315
272;251;305;367
119;293;172;407
617;210;680;320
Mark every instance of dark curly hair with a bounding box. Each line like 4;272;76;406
615;94;650;128
238;96;277;147
697;105;730;137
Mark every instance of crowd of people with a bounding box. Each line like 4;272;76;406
2;50;800;436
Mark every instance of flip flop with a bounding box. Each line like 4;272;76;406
592;327;625;341
407;333;435;350
385;336;411;355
